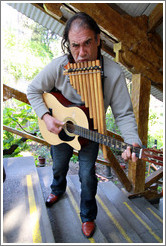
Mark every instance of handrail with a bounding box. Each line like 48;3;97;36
3;125;109;166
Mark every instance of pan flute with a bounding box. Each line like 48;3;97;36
64;60;108;158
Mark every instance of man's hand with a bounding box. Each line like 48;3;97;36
42;113;64;135
121;143;140;162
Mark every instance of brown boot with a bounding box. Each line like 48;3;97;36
46;193;59;207
82;221;95;238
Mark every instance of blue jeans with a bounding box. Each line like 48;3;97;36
50;141;99;223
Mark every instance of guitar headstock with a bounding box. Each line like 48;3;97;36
141;148;163;166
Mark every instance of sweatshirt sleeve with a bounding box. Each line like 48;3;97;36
104;60;142;146
27;58;62;119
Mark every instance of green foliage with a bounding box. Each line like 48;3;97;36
3;41;50;81
147;106;163;149
35;145;49;158
106;107;120;134
71;154;78;163
3;99;39;157
29;40;53;60
3;15;60;82
4;29;16;48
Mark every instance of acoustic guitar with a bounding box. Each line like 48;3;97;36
38;92;163;166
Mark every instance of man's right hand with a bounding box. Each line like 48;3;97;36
42;113;64;135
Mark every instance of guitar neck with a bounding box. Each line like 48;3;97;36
73;124;141;157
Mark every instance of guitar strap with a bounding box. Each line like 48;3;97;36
100;55;106;100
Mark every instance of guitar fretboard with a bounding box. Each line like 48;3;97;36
66;123;141;156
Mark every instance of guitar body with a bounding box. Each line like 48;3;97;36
38;92;89;150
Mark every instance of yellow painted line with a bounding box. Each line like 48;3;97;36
96;195;133;243
147;207;163;223
26;175;42;243
66;186;95;243
123;202;162;243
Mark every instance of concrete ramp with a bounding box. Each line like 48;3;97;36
3;156;163;243
3;157;54;243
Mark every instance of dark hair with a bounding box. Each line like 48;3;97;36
61;12;101;62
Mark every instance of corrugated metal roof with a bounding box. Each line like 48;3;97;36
7;2;65;36
7;2;163;102
114;3;158;16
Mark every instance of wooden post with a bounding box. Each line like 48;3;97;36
128;74;151;193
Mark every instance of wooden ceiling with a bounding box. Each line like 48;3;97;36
33;3;163;95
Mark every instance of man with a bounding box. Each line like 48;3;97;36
27;12;142;238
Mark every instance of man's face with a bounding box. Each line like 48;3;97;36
68;26;100;63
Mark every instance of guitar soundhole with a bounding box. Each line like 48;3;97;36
66;121;75;134
59;127;75;142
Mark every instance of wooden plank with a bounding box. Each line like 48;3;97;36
3;125;50;146
114;42;162;85
128;74;151;193
106;129;123;142
3;84;30;104
105;146;132;192
145;167;163;189
132;74;151;147
148;3;163;32
128;159;146;193
44;3;63;20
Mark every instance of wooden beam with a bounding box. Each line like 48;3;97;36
148;3;163;32
3;84;30;104
145;167;163;189
127;74;151;193
128;159;146;193
105;146;132;192
106;129;123;142
3;125;50;146
132;74;151;146
43;3;63;21
115;42;163;86
33;3;66;24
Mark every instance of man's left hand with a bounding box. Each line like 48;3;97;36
121;143;140;162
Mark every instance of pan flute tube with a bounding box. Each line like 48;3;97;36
77;62;85;102
84;61;93;118
81;62;88;107
70;63;76;89
92;60;101;133
74;63;80;94
96;60;106;134
88;61;97;129
67;63;73;87
95;60;107;158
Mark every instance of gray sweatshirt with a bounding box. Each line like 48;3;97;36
27;54;142;146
